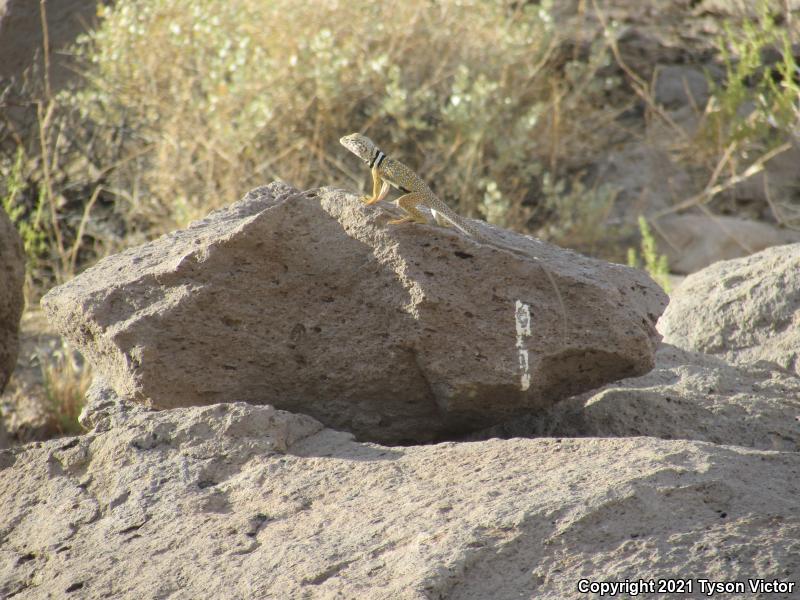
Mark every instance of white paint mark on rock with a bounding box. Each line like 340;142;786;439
515;300;532;391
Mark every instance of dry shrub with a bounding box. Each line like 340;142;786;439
70;0;618;237
41;345;91;436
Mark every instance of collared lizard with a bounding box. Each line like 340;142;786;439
339;132;567;340
340;132;479;235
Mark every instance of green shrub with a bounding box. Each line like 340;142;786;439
694;0;799;171
536;168;619;255
627;216;670;293
1;147;48;297
645;0;798;231
706;4;798;146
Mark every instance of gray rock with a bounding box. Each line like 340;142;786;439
78;377;133;434
0;417;8;450
1;401;799;599
653;214;800;274
594;139;694;215
729;143;800;223
660;243;800;375
654;65;710;108
0;0;97;89
0;206;24;394
42;182;666;443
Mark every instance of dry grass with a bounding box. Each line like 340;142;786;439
66;0;621;237
41;345;91;436
1;310;90;441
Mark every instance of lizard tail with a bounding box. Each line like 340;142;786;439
431;209;478;237
537;261;568;348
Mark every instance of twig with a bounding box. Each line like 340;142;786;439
696;203;753;253
39;0;52;102
652;142;791;219
68;185;102;278
36;99;67;267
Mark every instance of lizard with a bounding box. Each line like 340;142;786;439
339;132;567;342
339;132;477;234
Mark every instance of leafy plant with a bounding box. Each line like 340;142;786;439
1;147;48;299
700;1;799;156
680;0;800;228
627;216;670;293
537;168;619;254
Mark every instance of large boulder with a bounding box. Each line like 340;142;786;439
0;206;24;394
1;399;799;599
42;182;667;443
659;243;800;376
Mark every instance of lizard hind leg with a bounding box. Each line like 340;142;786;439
431;209;452;228
389;192;428;225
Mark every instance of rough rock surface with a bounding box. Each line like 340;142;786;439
0;207;24;394
653;214;800;274
42;182;666;443
1;398;799;600
660;243;800;376
472;343;800;451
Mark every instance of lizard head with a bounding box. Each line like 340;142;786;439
339;133;378;164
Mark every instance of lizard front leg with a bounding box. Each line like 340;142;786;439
388;192;429;225
361;167;389;205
